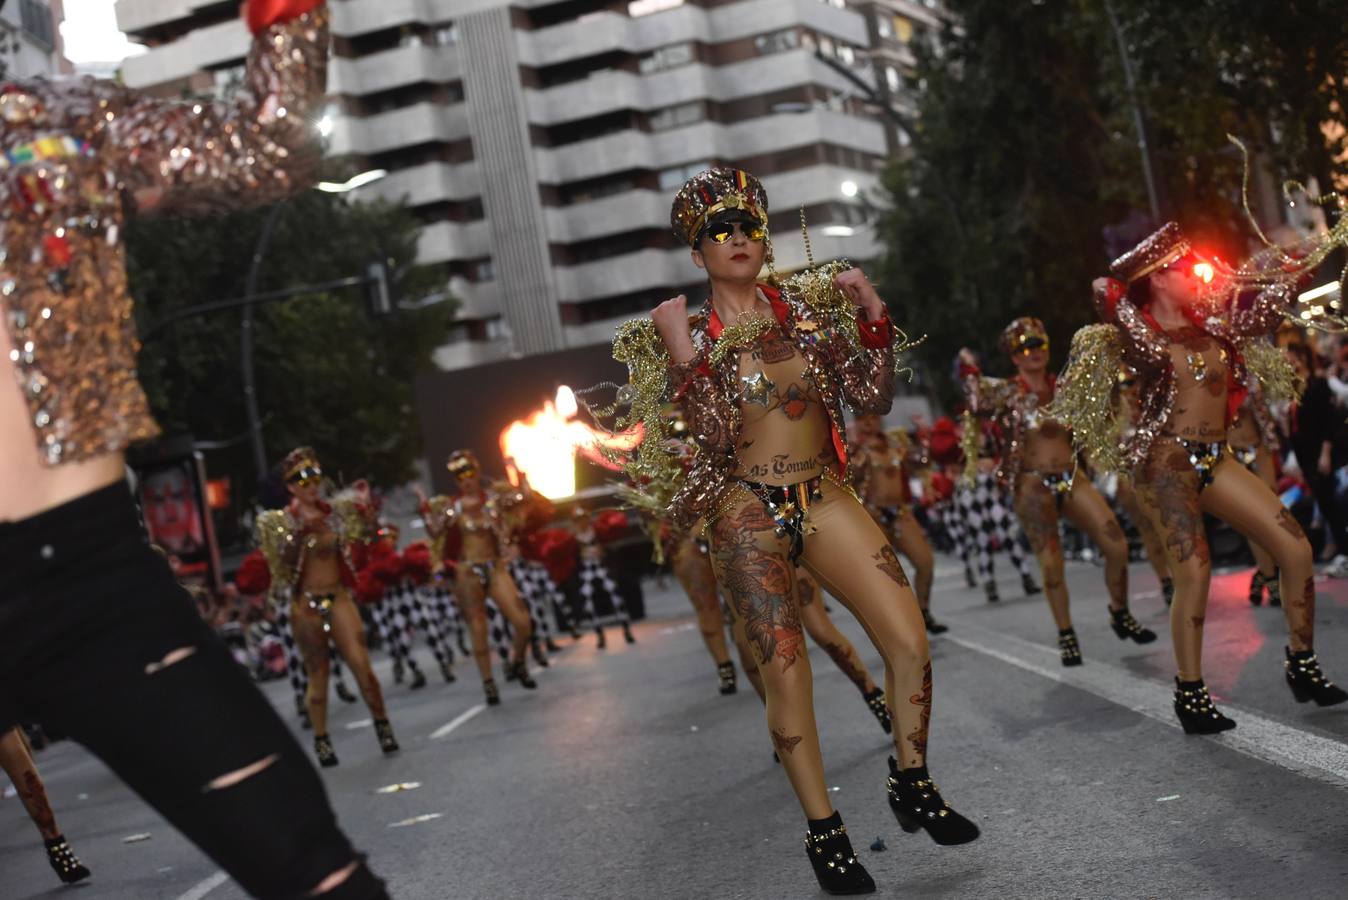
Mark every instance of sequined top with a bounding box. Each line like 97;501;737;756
254;492;371;603
962;369;1067;487
2;10;329;467
1093;280;1290;469
850;430;922;507
666;282;895;530
421;489;513;565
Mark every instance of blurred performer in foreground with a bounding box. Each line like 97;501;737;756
0;726;90;884
0;1;388;895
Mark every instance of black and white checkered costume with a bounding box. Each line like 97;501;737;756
485;597;515;662
366;593;421;680
576;558;631;630
954;471;1037;586
424;581;467;657
509;559;560;643
392;583;455;678
275;602;352;710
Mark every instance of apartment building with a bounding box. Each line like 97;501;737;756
116;0;929;370
1;0;68;78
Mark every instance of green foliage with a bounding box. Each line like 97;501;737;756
876;0;1348;406
127;193;455;505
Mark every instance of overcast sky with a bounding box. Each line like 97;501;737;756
61;0;145;64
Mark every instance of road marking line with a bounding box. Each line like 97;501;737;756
175;870;228;900
430;703;487;740
945;625;1348;789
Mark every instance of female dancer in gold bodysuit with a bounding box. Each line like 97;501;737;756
1070;222;1346;731
647;168;978;894
256;448;398;766
421;451;537;705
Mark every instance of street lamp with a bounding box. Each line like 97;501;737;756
840;179;859;198
240;168;389;481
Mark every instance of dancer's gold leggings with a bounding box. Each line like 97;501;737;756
1116;475;1171;584
290;588;388;735
671;537;732;668
0;727;60;840
710;477;929;820
1012;472;1131;631
1133;437;1315;681
455;562;533;681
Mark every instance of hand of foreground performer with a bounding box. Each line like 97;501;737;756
652;294;697;364
833;267;886;321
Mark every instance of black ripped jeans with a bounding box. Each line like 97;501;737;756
0;483;387;900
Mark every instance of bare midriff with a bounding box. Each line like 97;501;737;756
731;325;831;485
1228;406;1261;449
0;329;124;521
459;493;498;564
862;441;909;506
1021;394;1076;475
1163;327;1229;442
299;525;342;594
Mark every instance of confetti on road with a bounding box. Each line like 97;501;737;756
376;782;423;794
389;813;443;828
122;833;153;843
345;719;373;730
1156;795;1181;802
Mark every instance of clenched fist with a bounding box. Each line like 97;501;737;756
652;294;697;363
833;268;885;321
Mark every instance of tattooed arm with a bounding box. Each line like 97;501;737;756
669;353;738;456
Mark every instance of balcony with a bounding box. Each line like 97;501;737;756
553;247;690;304
329;43;461;98
329;101;469;156
119;17;248;89
544;190;668;244
416;220;493;266
356;161;481;208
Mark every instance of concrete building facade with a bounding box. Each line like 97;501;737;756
1;0;68;78
115;0;935;370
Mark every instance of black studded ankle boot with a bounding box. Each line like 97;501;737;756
440;660;457;684
1058;628;1083;666
1248;569;1270;606
374;719;399;754
622;622;636;644
511;659;538;689
483;678;501;706
804;811;875;895
717;661;737;695
983;582;1000;603
963;564;976;588
1161;578;1175;607
44;836;90;884
1284;648;1348;706
1173;677;1236;734
408;666;427;690
862;687;892;734
1021;573;1042;596
531;639;550;668
1267;569;1282;607
314;733;339;767
922;609;949;634
885;757;980;845
1109;607;1157;644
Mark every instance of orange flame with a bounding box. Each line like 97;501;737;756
499;386;642;499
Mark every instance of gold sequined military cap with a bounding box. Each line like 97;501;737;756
447;449;480;481
670;168;768;247
1110;222;1192;284
999;317;1048;355
281;446;320;480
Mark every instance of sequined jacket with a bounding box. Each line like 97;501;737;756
666;283;896;530
254;494;370;605
961;368;1065;488
2;9;329;466
1093;280;1291;469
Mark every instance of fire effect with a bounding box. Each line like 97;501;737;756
499;386;642;498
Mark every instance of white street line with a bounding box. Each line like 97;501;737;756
945;625;1348;789
175;870;228;900
430;703;487;740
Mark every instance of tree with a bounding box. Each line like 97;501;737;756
875;0;1348;404
127;192;455;517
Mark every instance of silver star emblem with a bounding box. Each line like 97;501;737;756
740;371;776;407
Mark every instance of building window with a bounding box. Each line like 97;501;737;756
754;28;800;56
484;317;508;340
19;0;54;49
432;23;459;46
476;259;496;282
893;15;915;43
885;66;901;93
817;0;846;8
876;16;893;39
658;161;711;191
629;0;683;15
649;101;704;132
638;42;695;73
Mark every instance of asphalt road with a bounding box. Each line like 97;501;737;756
3;555;1347;900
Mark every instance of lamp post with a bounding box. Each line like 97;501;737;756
240;168;388;481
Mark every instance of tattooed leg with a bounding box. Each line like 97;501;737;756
797;573;879;694
674;539;732;667
1064;479;1131;612
729;613;767;703
1200;458;1316;652
0;728;61;839
893;511;936;611
1014;475;1071;631
1117;475;1171;584
1136;440;1211;681
711;495;830;819
800;480;930;768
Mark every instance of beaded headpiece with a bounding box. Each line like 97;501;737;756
670;168;769;247
281;446;320;481
999;317;1049;356
1110;222;1191;284
447;449;480;481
